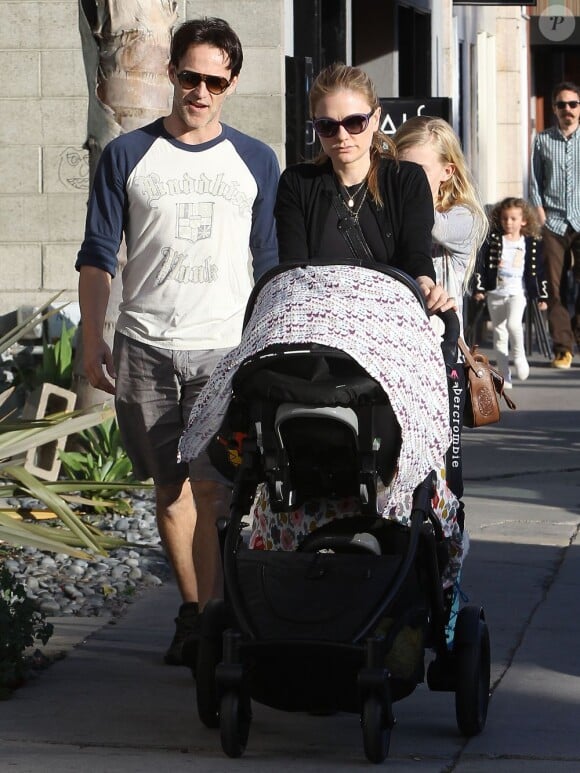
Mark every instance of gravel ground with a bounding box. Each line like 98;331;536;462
3;491;172;620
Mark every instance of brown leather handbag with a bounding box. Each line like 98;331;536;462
458;338;516;427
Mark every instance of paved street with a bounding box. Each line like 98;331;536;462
1;353;579;772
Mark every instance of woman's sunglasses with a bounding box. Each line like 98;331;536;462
555;100;580;110
312;111;374;138
176;70;231;95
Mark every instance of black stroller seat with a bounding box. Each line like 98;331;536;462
232;343;401;513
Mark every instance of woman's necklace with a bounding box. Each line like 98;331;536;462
341;179;367;208
340;182;368;223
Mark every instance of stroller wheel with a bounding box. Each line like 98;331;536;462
453;606;491;737
220;690;252;758
361;695;392;763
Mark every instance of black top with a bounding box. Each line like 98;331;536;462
274;157;436;281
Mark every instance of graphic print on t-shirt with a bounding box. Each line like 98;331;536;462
176;201;214;243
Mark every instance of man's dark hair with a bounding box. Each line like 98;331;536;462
551;80;580;103
170;17;243;76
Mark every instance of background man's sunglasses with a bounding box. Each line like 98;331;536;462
555;100;580;110
176;70;231;95
313;111;374;138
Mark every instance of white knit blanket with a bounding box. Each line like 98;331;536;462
178;264;451;512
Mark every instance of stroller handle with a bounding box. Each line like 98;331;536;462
436;308;460;365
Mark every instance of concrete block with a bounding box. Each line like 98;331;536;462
0;3;41;50
23;383;77;482
0;99;87;146
43;243;81;291
495;18;522;72
222;95;283;146
236;47;283;96
0;146;41;194
0;245;42;290
0;195;48;242
185;0;283;46
0;51;40;98
40;2;82;49
41;50;87;98
46;193;87;242
0;101;44;145
40;98;88;145
42;145;89;195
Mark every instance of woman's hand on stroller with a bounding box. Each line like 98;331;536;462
416;276;458;314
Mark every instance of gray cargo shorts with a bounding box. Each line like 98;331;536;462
113;332;232;486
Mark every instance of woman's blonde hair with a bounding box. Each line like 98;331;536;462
490;196;542;240
394;115;488;287
308;62;395;206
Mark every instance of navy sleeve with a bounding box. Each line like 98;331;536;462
75;123;159;276
226;127;280;281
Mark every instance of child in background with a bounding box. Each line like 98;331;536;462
473;197;548;388
394;116;488;333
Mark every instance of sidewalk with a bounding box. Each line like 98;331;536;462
1;354;579;772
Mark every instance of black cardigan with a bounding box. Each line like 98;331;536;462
274;157;436;281
474;232;548;300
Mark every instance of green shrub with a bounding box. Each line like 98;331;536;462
0;564;53;698
59;417;137;512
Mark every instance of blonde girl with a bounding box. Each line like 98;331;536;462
394;116;488;321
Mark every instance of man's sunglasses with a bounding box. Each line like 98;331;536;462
312;111;374;138
176;70;231;95
555;100;580;110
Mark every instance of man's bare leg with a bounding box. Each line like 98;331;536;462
191;479;230;608
155;479;198;603
156;479;200;665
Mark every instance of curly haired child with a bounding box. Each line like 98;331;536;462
474;196;548;387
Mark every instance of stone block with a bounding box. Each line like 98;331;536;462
41;50;87;98
46;194;87;242
40;2;82;49
43;243;81;291
0;101;44;145
496;18;522;72
185;0;283;46
40;98;88;145
0;195;48;242
42;145;89;194
22;383;77;482
0;51;40;98
0;99;87;146
236;47;283;96
0;245;42;290
222;95;283;146
0;3;41;50
496;72;521;125
0;146;41;194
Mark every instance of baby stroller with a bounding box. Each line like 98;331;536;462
181;260;490;763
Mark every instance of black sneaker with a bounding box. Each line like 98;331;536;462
164;602;201;666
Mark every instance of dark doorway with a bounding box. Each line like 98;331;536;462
531;46;580;131
397;5;431;97
286;0;347;165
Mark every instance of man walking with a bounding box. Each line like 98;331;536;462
530;80;580;368
76;17;279;665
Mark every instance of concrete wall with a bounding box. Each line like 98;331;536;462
0;0;284;321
